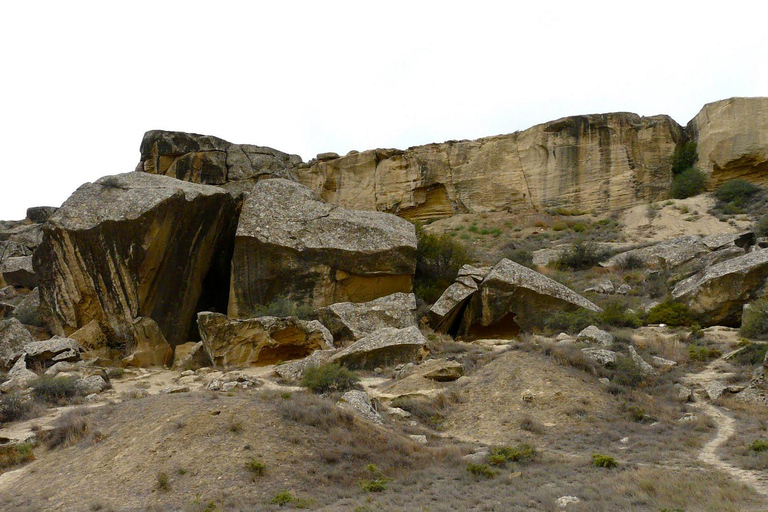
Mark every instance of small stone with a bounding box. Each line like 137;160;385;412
161;385;190;394
409;434;428;444
521;389;534;402
705;381;727;400
652;356;677;367
221;382;238;392
675;384;693;402
556;496;580;508
577;326;614;346
387;407;412;418
180;370;195;377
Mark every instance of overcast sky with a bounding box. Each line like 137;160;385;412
1;1;765;220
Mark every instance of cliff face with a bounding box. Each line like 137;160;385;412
689;97;768;187
296;113;685;220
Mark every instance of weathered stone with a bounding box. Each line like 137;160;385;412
603;236;709;270
0;355;37;392
628;346;655;375
0;224;43;251
675;384;693;402
137;130;301;186
44;361;81;377
26;207;58;224
0;318;33;369
34;172;237;349
24;336;81;364
0;240;32;259
456;265;490;282
584;280;614;294
532;248;562;268
429;279;478;334
298;113;683;221
456;259;601;337
577;326;614;347
0;256;38;289
705;381;728;400
672;249;768;326
122;317;172;367
689;97;768;187
69;320;109;352
11;288;43;327
652;356;678;368
319;292;417;342
229;179;416;315
172;341;209;370
337;390;383;424
581;348;618;366
615;284;632;295
701;231;754;251
76;375;108;395
317;152;340;161
329;326;427;369
417;359;465;382
198;311;334;367
273;349;336;382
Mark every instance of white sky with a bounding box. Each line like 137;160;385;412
1;0;766;220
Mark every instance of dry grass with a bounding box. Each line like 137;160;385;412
38;407;104;449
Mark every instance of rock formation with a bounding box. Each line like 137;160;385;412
689;97;768;187
33;172;237;350
318;292;417;342
328;326;427;370
228;179;417;316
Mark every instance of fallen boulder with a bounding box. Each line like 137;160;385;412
273;349;336;382
577;326;614;347
0;256;38;289
172;341;209;370
581;348;618;366
0;354;37;393
0;318;33;369
122;317;172;367
337;390;383;424
24;336;81;365
329;326;426;369
319;292;417;342
228;179;417;316
33;172;237;349
198;312;334;367
11;288;44;327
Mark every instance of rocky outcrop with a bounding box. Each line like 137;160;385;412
0;318;33;369
0;256;38;289
329;326;427;369
318;292;417;342
197;311;334;367
172;341;208;370
434;259;601;337
672;249;768;326
11;288;43;327
137;130;302;189
24;336;81;365
429;264;486;333
33;172;237;350
298;113;684;220
577;326;614;346
122;317;172;367
273;349;336;382
0;354;37;393
689;97;768;187
229;179;417;316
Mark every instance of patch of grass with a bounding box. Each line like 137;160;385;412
669;168;707;199
245;459;266;477
300;363;359;394
592;453;618;468
38;408;101;449
688;343;722;362
555;238;608;270
611;357;646;388
156;471;170;492
251;296;315;320
359;464;390;492
489;443;536;465
731;342;768;366
0;442;35;470
278;392;354;429
518;415;545;434
599;301;642;329
31;375;80;404
466;463;497;478
269;490;294;506
740;298;768;340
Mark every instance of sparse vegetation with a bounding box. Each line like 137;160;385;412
414;224;473;303
671;141;698;175
156;471;170;492
38;407;101;449
669;168;707;199
715;179;761;208
555;237;608;270
543;309;600;334
269;491;294;506
617;253;644;271
645;301;693;326
278;392;355;429
300;363;359;394
611;356;646;388
688;342;722;362
251;296;315;320
750;439;768;453
466;463;497;478
245;459;266;477
359;464;390;492
0;392;33;423
0;442;35;470
31;375;80;404
740;298;768;340
592;453;618;468
731;341;768;366
489;443;537;465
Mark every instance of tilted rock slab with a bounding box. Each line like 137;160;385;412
137;130;302;188
0;318;34;369
298;113;683;220
24;336;81;365
672;248;768;326
329;326;427;370
454;259;601;336
197;311;334;367
689;97;768;187
33;172;237;349
229;179;417;316
0;256;38;289
318;292;417;342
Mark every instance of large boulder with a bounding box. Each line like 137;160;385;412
0;256;38;289
438;259;601;337
0;318;34;369
318;292;417;342
33;172;237;349
197;311;334;367
24;336;81;365
122;317;172;367
137;130;302;188
229;179;417;317
672;249;768;326
0;355;38;393
328;326;427;369
11;288;44;327
689;97;768;187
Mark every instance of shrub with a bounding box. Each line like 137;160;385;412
245;459;266;477
740;298;768;340
0;442;35;470
489;443;536;465
599;301;642;329
671;141;698;175
269;491;294;506
38;408;98;449
617;253;644;271
0;392;33;423
732;342;768;366
466;463;497;478
156;472;170;492
611;357;646;388
414;224;473;303
300;363;359;394
504;248;533;268
278;392;354;429
714;179;761;207
756;214;768;237
750;439;768;452
688;343;722;362
669;168;707;199
251;296;315;320
556;238;608;270
360;464;390;492
31;375;80;404
543;309;600;334
645;301;693;326
592;453;618;468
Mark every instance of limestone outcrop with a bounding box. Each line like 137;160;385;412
229;179;417;316
298;114;684;220
328;326;427;369
0;318;33;369
137;130;302;190
672;249;768;326
689;97;768;187
197;311;334;367
33;172;237;350
318;292;417;342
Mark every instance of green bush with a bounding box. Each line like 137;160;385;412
740;298;768;340
611;357;646;388
414;224;472;303
0;442;35;470
156;471;170;492
750;439;768;452
714;179;761;207
599;302;642;329
556;238;608;270
543;309;600;334
592;453;618;468
251;297;315;320
0;392;32;423
489;443;536;465
466;463;497;478
669;168;707;199
504;248;534;268
269;491;294;506
645;301;693;326
31;375;79;404
671;142;698;175
245;459;266;477
617;253;644;271
732;342;768;366
360;464;390;492
688;343;722;362
300;363;359;394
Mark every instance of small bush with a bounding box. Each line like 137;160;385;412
543;309;600;334
669;168;707;199
688;343;722;362
31;375;80;404
156;472;170;492
504;248;533;268
756;214;768;237
269;491;294;506
600;302;642;329
0;392;33;423
489;443;536;465
300;363;359;394
645;301;693;327
671;141;698;175
715;179;761;207
519;415;545;434
556;238;608;270
360;464;390;492
617;253;644;271
740;298;768;340
0;442;35;470
278;392;354;429
612;357;646;388
732;342;768;367
38;408;98;449
592;453;618;468
466;463;497;478
251;297;315;320
750;439;768;452
245;459;266;477
414;224;473;303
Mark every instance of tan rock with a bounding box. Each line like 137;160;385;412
197;311;334;367
69;319;109;351
329;326;427;370
319;292;417;342
1;318;33;369
172;341;209;370
123;317;172;367
689;97;768;187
